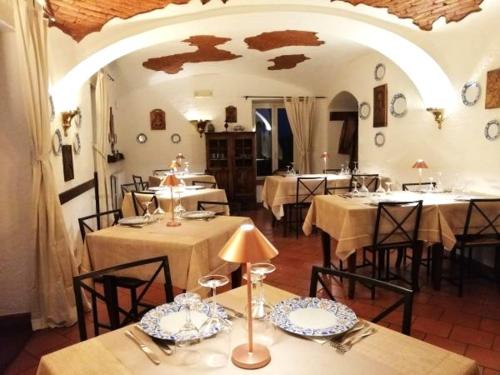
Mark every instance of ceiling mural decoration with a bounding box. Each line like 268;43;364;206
244;30;325;51
338;0;483;31
267;54;311;70
46;0;484;42
142;35;242;74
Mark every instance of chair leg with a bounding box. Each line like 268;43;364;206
395;248;404;269
371;251;377;299
459;248;465;297
426;246;432;278
130;288;139;319
385;249;391;280
411;244;423;292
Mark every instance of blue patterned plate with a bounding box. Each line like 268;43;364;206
138;302;227;341
270;297;358;337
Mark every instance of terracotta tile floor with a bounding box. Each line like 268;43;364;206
5;208;500;374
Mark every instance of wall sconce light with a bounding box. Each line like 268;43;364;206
426;108;444;129
61;107;81;136
190;120;208;137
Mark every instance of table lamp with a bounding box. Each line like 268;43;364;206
320;152;329;174
218;224;279;369
164;174;181;227
412;159;428;185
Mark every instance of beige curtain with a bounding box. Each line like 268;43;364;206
284;97;315;174
13;0;77;329
94;72;110;214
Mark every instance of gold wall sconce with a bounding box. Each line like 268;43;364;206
190;120;209;137
426;108;444;129
61;107;81;136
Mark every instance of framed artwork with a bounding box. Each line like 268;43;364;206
485;68;500;109
373;84;388;128
62;145;74;182
150;109;166;130
225;105;237;123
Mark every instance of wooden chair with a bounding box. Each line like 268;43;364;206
132;175;149;191
197;200;241;216
285;177;327;238
131;191;159;216
73;256;174;341
309;266;414;335
192;180;217;189
365;200;424;297
349;174;379;192
120;183;137;199
78;209;123;241
450;199;500;296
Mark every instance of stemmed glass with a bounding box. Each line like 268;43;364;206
385;181;393;194
143;201;153;222
152;202;166;221
375;176;386;195
352;161;359;175
174;292;202;347
340;164;345;175
251;263;276;319
198;275;230;334
344;163;351;175
174;182;186;219
359;176;369;197
351;180;360;196
428;177;435;192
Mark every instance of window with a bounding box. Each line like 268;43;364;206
253;102;293;177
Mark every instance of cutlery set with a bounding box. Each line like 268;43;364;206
328;321;376;353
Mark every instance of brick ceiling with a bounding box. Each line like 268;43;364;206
46;0;484;42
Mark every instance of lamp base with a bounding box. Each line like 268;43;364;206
231;343;271;369
166;220;181;227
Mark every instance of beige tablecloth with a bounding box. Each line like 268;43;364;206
82;216;251;291
37;285;478;375
261;174;351;219
149;174;216;188
302;193;461;260
122;188;229;217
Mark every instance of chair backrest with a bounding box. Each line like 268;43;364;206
197;200;241;215
402;182;436;192
153;168;174;176
120;182;137;199
131;191;159;216
78;209;123;241
132;175;148;191
73;256;174;341
192;180;217;189
309;266;414;335
461;198;500;245
373;200;423;250
296;177;327;204
323;168;341;174
349;174;379;192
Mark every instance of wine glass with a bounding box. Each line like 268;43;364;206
251;263;276;318
344;163;351;175
359;176;369;197
174;292;202;347
428;177;435;192
352;161;359;175
143;201;153;221
152;198;166;220
375;177;386;195
198;275;230;334
184;162;190;174
385;181;393;194
340;164;345;175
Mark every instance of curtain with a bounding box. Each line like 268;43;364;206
94;72;110;215
284;97;315;174
13;0;77;329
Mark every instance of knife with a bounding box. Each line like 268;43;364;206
125;330;161;365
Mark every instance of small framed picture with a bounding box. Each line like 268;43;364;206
150;109;166;130
373;84;388;128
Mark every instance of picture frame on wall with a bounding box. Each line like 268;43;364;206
150;109;166;130
225;105;237;123
62;144;74;182
485;68;500;109
373;84;388;128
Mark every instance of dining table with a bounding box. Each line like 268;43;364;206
261;174;352;219
36;284;479;375
149;173;216;188
81;215;251;292
121;188;229;217
302;191;500;293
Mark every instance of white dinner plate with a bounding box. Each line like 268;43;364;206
181;210;216;220
270;297;358;337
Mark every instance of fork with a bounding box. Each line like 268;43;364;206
332;327;377;354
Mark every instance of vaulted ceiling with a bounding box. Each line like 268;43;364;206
46;0;484;42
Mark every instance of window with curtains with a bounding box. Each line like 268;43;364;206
252;102;294;177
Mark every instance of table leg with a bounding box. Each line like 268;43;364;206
431;244;444;290
411;243;423;292
347;253;356;299
320;229;331;268
231;266;242;288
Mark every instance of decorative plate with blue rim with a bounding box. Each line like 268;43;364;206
270;297;358;337
138;302;227;341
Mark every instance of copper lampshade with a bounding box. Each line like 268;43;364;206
219;224;279;263
412;159;428;169
163;174;179;187
218;224;278;369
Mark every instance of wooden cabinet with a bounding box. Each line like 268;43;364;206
205;132;256;208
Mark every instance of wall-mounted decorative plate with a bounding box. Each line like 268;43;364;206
359;102;371;119
73;133;81;154
374;63;386;81
52;129;62;155
485;119;499;141
374;132;385;147
136;133;148;144
461;81;481;106
390;93;407;118
171;133;181;144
